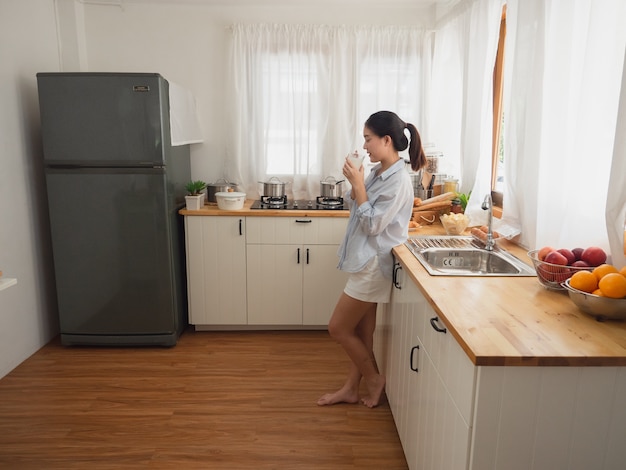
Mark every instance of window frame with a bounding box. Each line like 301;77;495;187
491;5;506;212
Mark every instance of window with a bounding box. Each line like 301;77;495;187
263;52;320;176
230;25;426;198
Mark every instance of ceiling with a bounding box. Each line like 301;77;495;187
89;0;460;6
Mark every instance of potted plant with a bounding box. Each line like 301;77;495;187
185;180;207;210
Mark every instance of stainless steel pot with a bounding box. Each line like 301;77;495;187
320;176;345;198
259;177;288;197
206;179;238;203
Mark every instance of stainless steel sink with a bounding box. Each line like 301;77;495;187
405;236;536;277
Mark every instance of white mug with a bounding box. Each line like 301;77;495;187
347;151;364;169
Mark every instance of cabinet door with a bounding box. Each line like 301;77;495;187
185;216;247;325
247;244;303;325
385;264;408;436
302;244;348;326
386;261;473;470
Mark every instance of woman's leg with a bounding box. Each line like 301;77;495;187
355;302;383;406
317;293;364;405
317;293;385;408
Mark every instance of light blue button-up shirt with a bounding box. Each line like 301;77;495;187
337;158;414;279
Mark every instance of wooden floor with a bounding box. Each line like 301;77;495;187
0;329;407;469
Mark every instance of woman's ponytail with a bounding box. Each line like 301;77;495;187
406;123;426;172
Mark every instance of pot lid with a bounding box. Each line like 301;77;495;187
208;179;237;186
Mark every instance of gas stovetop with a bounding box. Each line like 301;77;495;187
250;196;345;210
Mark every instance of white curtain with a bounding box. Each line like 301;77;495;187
430;0;505;225
608;48;626;269
501;0;626;258
227;24;428;200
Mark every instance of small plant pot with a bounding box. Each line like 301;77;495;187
185;194;205;210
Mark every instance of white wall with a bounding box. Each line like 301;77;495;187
81;1;436;184
0;0;436;379
0;0;62;378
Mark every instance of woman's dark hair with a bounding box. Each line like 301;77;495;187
364;111;426;172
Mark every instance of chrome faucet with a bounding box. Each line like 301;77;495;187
481;193;495;251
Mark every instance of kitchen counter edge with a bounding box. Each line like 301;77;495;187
179;199;349;217
393;233;626;367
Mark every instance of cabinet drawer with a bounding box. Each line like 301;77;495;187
246;217;347;245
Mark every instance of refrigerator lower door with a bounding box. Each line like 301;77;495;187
45;167;186;346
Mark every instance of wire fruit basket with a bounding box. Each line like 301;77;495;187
527;249;593;291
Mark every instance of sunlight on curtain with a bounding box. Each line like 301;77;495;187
430;0;505;226
607;48;626;269
228;24;426;200
501;0;626;254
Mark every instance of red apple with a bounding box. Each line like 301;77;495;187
537;264;569;283
544;251;568;266
571;247;584;261
572;260;590;268
536;265;557;283
554;270;572;283
581;246;607;267
543;251;569;276
556;248;576;266
538;246;555;261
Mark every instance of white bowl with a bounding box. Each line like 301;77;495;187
215;192;246;210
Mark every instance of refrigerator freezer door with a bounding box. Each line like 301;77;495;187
37;73;170;166
45;167;185;342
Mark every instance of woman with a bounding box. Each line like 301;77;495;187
317;110;426;408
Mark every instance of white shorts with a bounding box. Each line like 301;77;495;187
344;255;392;304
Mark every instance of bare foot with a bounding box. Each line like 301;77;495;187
361;374;386;408
317;387;359;406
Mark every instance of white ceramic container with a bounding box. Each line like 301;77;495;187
215;192;246;210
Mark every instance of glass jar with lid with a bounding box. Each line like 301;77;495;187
443;178;458;194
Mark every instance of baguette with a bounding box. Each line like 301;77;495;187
417;191;456;207
413;200;452;212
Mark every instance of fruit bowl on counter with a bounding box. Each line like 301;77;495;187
562;279;626;321
528;249;593;290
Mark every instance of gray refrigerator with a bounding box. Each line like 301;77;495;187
37;72;191;346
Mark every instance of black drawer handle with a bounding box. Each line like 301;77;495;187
393;262;402;289
306;248;310;264
297;248;300;264
430;317;447;334
410;344;420;372
239;219;243;236
295;219;312;223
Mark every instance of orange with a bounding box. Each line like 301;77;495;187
598;273;626;299
569;270;598;293
592;264;619;281
592;288;605;297
620;266;626;277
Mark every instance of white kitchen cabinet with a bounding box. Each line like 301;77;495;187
246;243;303;325
375;261;473;470
246;216;348;326
184;216;247;325
376;257;626;470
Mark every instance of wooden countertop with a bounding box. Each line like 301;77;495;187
179;199;349;217
394;227;626;367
